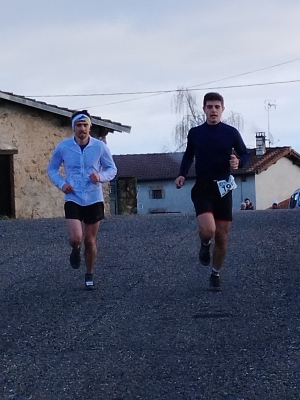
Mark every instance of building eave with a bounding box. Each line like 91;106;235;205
0;91;131;133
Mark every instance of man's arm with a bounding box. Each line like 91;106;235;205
179;130;195;177
46;145;66;190
233;132;251;168
175;130;195;188
98;143;117;182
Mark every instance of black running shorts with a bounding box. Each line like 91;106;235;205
191;179;233;221
64;201;104;224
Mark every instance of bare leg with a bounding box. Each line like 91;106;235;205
197;212;216;266
66;219;83;248
84;222;100;274
197;212;216;243
212;220;231;270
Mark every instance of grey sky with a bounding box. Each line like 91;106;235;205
2;0;300;154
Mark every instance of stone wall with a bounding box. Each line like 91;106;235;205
117;177;137;215
0;102;111;218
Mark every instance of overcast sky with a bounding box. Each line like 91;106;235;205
2;0;300;155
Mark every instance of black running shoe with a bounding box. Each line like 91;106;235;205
85;273;95;290
70;247;81;269
199;242;211;266
209;273;221;292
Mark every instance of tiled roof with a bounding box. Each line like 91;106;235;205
113;147;300;181
239;147;300;174
113;152;195;180
0;90;131;133
267;198;290;209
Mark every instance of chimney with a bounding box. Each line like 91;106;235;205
255;132;266;156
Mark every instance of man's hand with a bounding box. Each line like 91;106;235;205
175;176;185;189
230;154;239;170
62;183;74;194
90;172;101;183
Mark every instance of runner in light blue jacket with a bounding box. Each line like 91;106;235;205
47;109;117;290
47;134;116;206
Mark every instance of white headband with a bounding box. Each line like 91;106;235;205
72;113;91;130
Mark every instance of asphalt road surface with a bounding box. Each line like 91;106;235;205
1;210;300;400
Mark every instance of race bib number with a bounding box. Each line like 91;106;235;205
217;175;237;197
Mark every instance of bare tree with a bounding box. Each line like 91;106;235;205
172;88;243;151
172;87;205;151
223;111;244;132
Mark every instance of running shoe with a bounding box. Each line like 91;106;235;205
85;273;95;290
209;273;221;292
199;242;211;266
70;247;81;269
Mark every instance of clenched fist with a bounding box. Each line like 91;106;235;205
230;154;239;169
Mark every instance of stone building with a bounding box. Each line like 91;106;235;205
0;90;131;219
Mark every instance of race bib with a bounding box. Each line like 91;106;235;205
216;175;237;197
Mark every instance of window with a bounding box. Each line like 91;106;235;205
149;185;165;199
152;189;163;199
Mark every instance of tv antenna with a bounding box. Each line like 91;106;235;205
265;100;278;144
264;100;277;145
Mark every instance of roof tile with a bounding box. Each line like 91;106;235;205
113;147;300;180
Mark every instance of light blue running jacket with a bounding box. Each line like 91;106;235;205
47;136;117;206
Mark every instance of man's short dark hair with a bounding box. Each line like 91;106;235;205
203;92;224;107
71;109;91;121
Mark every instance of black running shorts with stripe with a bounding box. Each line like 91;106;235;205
191;178;233;221
64;201;104;224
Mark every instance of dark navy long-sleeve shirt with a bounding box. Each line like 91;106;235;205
179;122;250;181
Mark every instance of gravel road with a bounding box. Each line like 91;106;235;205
1;210;300;399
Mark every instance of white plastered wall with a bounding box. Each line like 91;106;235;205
255;157;300;209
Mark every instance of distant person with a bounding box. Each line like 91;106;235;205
175;92;250;291
241;202;246;210
272;200;279;209
47;110;117;290
244;198;254;210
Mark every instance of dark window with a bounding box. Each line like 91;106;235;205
152;189;163;199
149;185;165;199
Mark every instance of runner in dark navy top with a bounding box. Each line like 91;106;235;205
175;92;250;291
